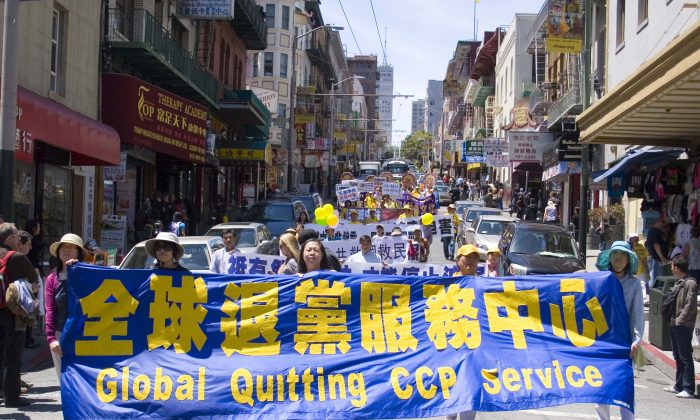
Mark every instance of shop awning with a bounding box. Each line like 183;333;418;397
219;89;271;127
542;161;581;182
577;21;700;145
593;147;685;182
512;161;542;172
18;86;120;165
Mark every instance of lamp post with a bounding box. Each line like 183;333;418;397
287;24;343;193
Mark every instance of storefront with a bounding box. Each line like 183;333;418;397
101;73;209;241
217;140;272;204
13;86;120;246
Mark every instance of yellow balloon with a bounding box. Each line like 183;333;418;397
323;203;334;215
327;214;339;228
314;207;325;220
421;213;434;226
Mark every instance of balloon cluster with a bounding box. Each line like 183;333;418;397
313;204;338;227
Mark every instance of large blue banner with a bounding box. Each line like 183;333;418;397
61;265;634;418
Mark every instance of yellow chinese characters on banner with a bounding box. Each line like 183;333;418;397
546;0;584;53
218;148;265;161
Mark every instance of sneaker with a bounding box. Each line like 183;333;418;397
21;380;33;389
676;390;695;399
4;397;31;407
663;386;680;393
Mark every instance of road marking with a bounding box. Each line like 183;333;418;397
520;409;649;420
634;383;649;389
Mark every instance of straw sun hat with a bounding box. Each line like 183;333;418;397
49;233;88;257
145;232;185;260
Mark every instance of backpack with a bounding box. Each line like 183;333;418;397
0;250;16;309
661;284;680;325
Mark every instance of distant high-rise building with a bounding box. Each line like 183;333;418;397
376;64;393;140
424;80;444;134
411;100;425;133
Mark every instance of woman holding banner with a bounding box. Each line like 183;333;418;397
145;232;188;272
277;233;300;275
298;239;334;273
594;241;644;420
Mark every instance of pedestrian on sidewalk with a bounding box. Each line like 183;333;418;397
663;256;697;399
681;224;700;280
0;223;38;407
594;240;645;420
45;233;90;384
628;233;650;297
646;218;669;288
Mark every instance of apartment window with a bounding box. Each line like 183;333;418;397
265;4;275;28
264;52;274;77
252;53;259;77
277;104;287;126
224;44;231;86
281;5;290;30
171;18;189;47
218;39;225;80
638;0;648;27
280;53;288;78
616;0;625;47
50;8;64;94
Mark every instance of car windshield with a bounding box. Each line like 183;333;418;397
466;209;499;222
121;244;212;270
476;220;507;236
246;204;292;222
510;230;579;258
205;228;257;247
456;203;477;214
435;186;448;192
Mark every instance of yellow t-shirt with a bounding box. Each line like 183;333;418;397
365;196;378;209
364;217;379;224
633;242;649;275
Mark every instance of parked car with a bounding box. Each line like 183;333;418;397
434;185;451;205
463;215;519;260
242;199;307;237
205;222;279;255
498;221;585;275
119;236;224;272
463;206;503;224
454;200;482;217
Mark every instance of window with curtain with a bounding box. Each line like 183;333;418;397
280;53;288;78
282;5;290;30
264;52;274;77
265;4;275;28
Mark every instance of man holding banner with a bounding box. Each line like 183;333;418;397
345;235;383;264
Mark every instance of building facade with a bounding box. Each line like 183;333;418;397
347;55;378;160
376;63;394;155
411;100;425;134
424;80;444;135
2;1;120;248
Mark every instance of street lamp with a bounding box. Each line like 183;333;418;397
287;24;343;192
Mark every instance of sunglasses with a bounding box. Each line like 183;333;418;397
154;241;174;251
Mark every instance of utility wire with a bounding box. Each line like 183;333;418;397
338;0;363;55
368;0;388;64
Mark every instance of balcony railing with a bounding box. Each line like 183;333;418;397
231;0;267;50
548;81;582;126
106;8;220;107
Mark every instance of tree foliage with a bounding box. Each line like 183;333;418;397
400;131;432;168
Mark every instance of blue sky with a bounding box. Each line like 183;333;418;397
319;0;544;147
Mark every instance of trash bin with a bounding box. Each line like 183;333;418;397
648;276;676;351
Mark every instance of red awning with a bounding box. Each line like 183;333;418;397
17;86;120;165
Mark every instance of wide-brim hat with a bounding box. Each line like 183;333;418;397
456;244;479;258
390;227;403;236
145;232;185;260
595;240;639;275
49;233;88;258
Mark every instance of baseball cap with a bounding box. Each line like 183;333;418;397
456;244;479;258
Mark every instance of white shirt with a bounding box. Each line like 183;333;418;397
210;247;242;273
345;250;383;264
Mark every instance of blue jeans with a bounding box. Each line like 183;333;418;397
670;325;695;394
599;240;608;251
649;258;663;289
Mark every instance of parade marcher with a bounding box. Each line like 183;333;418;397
375;225;385;238
484;247;504;277
544;200;558;224
380;194;396;209
294;222;305;239
346;235;383;264
324;226;338;241
453;244;480;277
145;232;188;271
44;233;88;386
594;241;644;419
298;239;334;274
0;223;38;407
297;211;310;225
407;227;429;263
442;204;458;260
364;209;379;224
349;210;363;225
646;217;669;288
210;229;241;274
364;191;378;209
277;233;300;275
340;200;353;219
663;256;697;399
299;229;341;271
398;204;412;220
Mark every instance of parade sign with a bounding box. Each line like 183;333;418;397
307;215;455;241
546;0;584;53
336;186;360;202
62;265;634;418
381;182;402;198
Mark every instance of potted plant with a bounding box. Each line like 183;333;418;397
586;206;605;249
